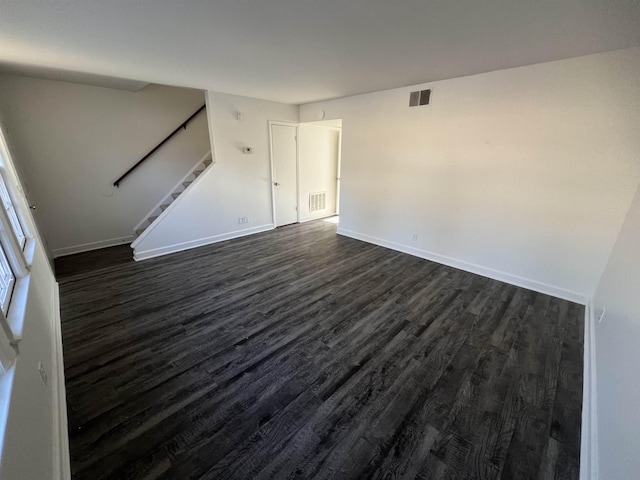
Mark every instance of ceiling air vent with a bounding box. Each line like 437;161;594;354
409;89;431;107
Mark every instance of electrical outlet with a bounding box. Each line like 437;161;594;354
244;216;249;224
411;233;418;241
38;361;48;386
598;306;606;323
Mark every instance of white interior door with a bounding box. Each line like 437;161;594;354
271;123;298;227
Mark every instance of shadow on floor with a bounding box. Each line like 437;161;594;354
54;244;134;279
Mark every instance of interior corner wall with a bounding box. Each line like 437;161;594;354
592;181;640;480
300;47;640;301
0;75;211;256
132;92;298;259
298;124;339;221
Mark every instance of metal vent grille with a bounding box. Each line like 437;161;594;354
409;89;431;107
309;192;327;213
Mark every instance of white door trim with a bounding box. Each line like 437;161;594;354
336;127;342;215
580;298;598;480
268;121;300;227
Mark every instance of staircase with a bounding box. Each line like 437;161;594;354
133;152;213;239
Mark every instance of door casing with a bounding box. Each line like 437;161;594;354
268;121;300;227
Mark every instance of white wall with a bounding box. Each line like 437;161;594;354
133;92;298;259
0;75;210;256
298;123;340;221
593;182;640;480
0;245;61;480
0;118;67;478
300;47;640;302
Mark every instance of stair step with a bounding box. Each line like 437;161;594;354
134;155;212;239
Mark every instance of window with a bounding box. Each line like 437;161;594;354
0;154;33;362
0;124;39;467
0;246;15;314
0;179;26;250
0;170;30;318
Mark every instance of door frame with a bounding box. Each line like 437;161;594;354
335;126;342;215
268;121;300;227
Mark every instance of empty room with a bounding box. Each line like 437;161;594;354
0;1;639;480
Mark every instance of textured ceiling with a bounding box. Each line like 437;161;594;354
1;0;639;104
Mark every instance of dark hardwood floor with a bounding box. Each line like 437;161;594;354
55;242;134;277
57;219;584;480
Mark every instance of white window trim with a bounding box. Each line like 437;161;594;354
1;261;32;345
0;155;35;362
0;213;29;278
0;214;34;342
0;329;16;374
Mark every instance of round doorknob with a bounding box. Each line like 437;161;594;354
274;182;280;186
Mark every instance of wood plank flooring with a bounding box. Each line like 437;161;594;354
57;219;584;480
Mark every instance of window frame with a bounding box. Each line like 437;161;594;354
0;244;16;315
0;178;26;251
0;141;35;370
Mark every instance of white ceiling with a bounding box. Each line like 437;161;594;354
1;1;639;104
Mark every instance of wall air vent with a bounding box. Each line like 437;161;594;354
409;89;431;107
309;192;327;213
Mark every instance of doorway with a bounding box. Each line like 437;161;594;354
297;119;342;222
269;122;299;227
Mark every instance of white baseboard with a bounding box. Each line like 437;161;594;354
299;212;337;223
133;224;275;261
53;235;135;258
337;228;588;305
51;282;71;480
580;299;598;480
